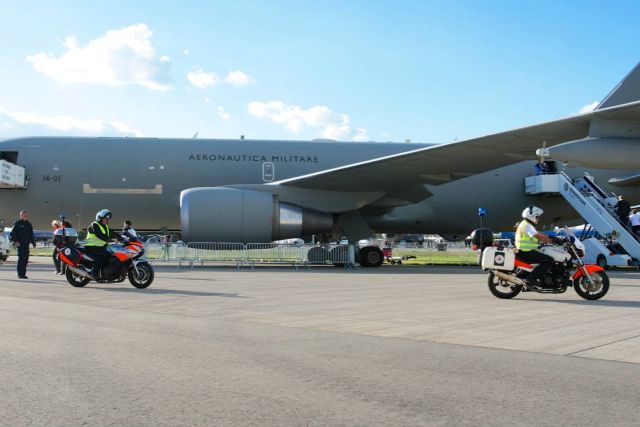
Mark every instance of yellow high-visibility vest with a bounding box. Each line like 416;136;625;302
85;222;109;247
515;221;539;251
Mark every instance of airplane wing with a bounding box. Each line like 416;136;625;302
269;101;640;203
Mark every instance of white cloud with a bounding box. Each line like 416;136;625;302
204;97;211;103
183;49;190;55
187;69;220;89
225;70;256;87
247;100;365;141
0;107;142;137
217;106;231;121
352;128;369;142
26;24;172;91
579;101;598;113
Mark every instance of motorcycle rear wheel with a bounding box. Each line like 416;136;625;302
487;271;522;299
128;262;154;289
574;271;609;300
65;268;91;287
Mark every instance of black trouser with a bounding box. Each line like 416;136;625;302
53;248;61;272
517;249;553;285
84;246;107;277
17;245;30;278
633;225;640;236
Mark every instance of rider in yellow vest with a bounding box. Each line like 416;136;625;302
515;206;555;288
84;209;122;279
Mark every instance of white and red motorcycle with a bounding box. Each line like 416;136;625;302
479;228;609;300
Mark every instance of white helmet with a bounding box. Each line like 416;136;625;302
522;205;543;224
96;209;112;221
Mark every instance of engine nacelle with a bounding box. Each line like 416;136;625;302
180;187;334;242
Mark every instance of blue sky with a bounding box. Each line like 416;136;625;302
0;0;638;143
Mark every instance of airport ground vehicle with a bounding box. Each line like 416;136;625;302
477;228;609;300
581;237;633;269
58;236;154;288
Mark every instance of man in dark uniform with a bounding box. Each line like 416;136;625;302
9;210;36;279
614;195;631;225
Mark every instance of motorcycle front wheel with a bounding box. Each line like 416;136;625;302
487;271;522;299
574;271;609;300
128;262;154;289
65;267;91;287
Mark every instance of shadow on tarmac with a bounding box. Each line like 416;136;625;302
150;265;488;275
526;298;640;308
90;287;246;298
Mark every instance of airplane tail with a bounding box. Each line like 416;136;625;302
595;62;640;110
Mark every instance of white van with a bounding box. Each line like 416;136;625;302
0;234;10;261
582;237;632;269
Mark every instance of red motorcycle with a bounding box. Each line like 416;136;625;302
57;236;154;288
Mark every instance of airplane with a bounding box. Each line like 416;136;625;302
2;63;640;266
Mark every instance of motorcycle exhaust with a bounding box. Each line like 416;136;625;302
493;270;526;286
67;265;93;280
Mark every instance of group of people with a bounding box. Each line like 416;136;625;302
612;195;640;235
534;159;556;175
8;209;137;280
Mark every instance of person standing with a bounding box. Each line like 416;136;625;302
52;219;62;274
122;219;137;238
161;235;171;261
534;159;549;175
629;209;640;236
614;195;631;225
9;210;36;279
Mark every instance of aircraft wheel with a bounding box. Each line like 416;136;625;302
358;246;383;267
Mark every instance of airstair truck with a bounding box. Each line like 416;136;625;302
0;159;26;189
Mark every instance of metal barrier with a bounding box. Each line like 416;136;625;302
145;241;190;263
186;242;247;268
145;241;357;270
305;244;356;268
246;243;307;268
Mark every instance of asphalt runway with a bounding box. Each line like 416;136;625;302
1;257;640;426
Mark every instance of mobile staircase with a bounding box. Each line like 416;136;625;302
524;171;640;262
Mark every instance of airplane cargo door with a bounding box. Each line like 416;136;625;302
86;140;160;226
88;139;159;191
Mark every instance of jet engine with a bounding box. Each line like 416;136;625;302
180;187;334;242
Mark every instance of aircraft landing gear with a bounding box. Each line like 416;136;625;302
358;246;384;267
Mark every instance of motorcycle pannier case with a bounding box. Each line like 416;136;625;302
481;247;515;270
58;246;82;266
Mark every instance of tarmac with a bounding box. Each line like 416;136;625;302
1;257;640;426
